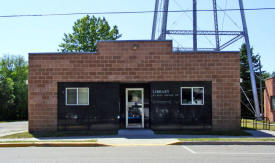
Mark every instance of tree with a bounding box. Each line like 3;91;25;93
11;56;28;120
59;15;121;52
0;76;15;120
240;44;269;117
0;55;28;120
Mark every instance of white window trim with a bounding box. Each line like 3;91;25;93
180;87;204;105
65;87;89;106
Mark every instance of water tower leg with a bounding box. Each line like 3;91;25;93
193;0;197;51
239;0;261;118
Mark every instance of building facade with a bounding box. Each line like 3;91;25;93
28;40;240;132
264;77;275;122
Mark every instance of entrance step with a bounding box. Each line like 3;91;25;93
118;129;154;136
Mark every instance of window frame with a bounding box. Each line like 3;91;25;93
65;87;89;106
271;96;275;111
180;87;204;105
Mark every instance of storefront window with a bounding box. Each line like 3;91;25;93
181;88;192;104
181;87;204;105
67;88;77;104
66;88;89;105
271;96;275;111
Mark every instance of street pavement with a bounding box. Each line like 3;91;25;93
0;145;275;163
0;121;28;137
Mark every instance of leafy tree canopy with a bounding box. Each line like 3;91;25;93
0;55;28;120
59;15;121;52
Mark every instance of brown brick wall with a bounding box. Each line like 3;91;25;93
264;77;275;122
28;40;240;132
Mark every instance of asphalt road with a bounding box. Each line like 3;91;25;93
1;145;275;163
0;121;28;137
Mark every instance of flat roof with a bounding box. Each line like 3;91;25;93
29;40;239;55
29;51;239;55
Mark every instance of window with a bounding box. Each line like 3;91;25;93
66;88;89;105
181;87;204;105
271;96;275;111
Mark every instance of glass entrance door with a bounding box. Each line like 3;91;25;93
126;88;144;128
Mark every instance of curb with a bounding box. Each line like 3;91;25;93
169;141;275;145
0;142;110;147
106;144;169;146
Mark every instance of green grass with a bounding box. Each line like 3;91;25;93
0;120;26;123
0;139;97;143
0;121;9;123
178;138;275;142
241;119;275;131
0;131;117;139
155;130;251;136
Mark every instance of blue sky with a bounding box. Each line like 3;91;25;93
0;0;274;73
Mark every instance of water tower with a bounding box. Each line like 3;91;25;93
151;0;261;118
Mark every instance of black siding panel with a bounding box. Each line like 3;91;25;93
150;81;212;130
57;82;119;131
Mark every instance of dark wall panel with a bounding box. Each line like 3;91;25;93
58;81;212;131
150;81;212;130
92;83;120;131
58;82;119;131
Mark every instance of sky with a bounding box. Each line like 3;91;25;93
0;0;274;73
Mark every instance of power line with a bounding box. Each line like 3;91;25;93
1;8;275;18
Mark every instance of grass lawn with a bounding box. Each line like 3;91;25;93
0;121;10;123
0;120;25;123
0;120;28;123
178;138;275;142
155;130;251;136
0;131;117;139
0;140;97;143
241;119;275;131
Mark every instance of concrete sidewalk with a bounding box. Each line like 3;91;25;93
0;121;28;137
245;129;275;137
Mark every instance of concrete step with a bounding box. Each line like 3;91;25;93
118;129;154;136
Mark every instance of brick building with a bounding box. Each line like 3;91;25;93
264;77;275;122
28;40;240;132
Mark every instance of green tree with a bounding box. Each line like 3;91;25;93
0;55;28;120
11;56;28;120
59;15;121;52
240;44;269;117
0;76;15;120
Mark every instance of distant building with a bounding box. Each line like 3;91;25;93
264;77;275;122
28;40;240;132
